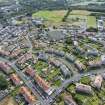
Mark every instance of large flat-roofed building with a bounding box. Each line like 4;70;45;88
93;75;103;89
76;83;92;94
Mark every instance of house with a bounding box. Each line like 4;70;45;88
93;75;103;89
20;86;36;105
75;60;86;72
10;48;22;58
76;83;93;94
60;65;71;79
65;54;76;63
0;46;10;56
32;19;43;26
35;74;52;95
102;73;105;80
25;66;35;77
0;62;13;74
86;50;99;56
50;59;61;68
45;49;54;54
64;95;77;105
38;52;48;61
88;60;102;68
10;74;22;86
75;46;85;54
17;53;32;64
53;50;65;57
73;41;78;46
101;55;105;65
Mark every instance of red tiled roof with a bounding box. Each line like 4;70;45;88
10;74;21;85
35;74;50;91
20;86;36;104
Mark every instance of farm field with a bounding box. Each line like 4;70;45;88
32;10;97;28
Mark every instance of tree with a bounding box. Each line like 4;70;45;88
65;37;72;44
0;75;8;90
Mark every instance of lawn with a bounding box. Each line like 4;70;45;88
67;15;96;28
80;76;91;85
87;16;97;28
74;93;100;105
34;61;48;72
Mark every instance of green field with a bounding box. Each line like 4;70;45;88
67;15;96;28
32;10;97;28
32;10;66;23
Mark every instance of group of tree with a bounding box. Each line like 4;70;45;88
0;75;8;90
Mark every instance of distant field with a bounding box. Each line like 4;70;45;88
32;10;97;27
70;10;91;15
68;10;97;28
32;10;66;23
